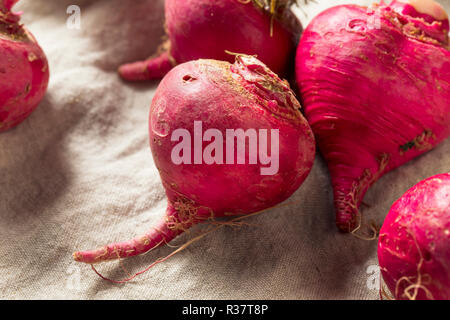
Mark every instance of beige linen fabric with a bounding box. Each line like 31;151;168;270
0;0;449;300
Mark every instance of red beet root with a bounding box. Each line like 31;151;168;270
74;55;315;264
118;0;302;81
0;0;49;132
378;173;450;300
295;0;450;233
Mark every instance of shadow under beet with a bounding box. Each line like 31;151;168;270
81;157;377;299
0;92;87;295
82;0;166;72
166;156;378;300
0;92;81;226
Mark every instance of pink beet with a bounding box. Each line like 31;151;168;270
295;0;450;233
74;55;316;264
0;0;49;132
378;173;450;300
118;0;301;81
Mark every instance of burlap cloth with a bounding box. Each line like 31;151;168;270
0;0;449;300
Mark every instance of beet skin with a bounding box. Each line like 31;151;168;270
296;0;450;233
0;0;49;132
74;55;316;264
119;0;301;81
378;173;450;300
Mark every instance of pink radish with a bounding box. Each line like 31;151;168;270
295;0;450;233
378;173;450;300
118;0;302;81
0;0;49;132
74;55;316;264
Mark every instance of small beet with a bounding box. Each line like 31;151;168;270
118;0;302;81
0;0;49;132
74;55;315;264
296;0;450;233
378;173;450;300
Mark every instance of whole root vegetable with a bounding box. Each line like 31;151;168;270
295;0;450;234
74;55;315;264
118;0;302;81
0;0;49;132
378;173;450;300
